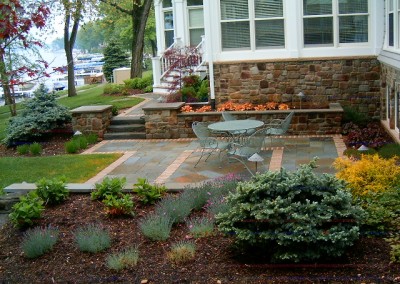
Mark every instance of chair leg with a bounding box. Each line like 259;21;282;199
194;148;207;168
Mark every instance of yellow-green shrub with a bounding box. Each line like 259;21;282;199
334;154;400;197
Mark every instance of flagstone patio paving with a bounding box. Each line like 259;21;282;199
83;134;345;190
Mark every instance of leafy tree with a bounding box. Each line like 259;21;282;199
76;20;105;53
103;40;129;82
99;0;153;78
0;0;50;116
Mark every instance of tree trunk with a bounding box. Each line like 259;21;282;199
0;51;16;116
130;0;152;78
65;44;77;97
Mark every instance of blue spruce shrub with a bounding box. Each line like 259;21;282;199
4;84;72;145
216;160;365;263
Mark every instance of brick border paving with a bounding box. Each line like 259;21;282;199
154;150;194;184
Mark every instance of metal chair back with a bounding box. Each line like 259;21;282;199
222;111;237;121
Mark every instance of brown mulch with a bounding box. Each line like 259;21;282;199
0;132;400;283
0;193;399;283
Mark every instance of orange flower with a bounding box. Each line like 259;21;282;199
181;105;194;112
278;103;289;110
254;104;267;111
196;106;212;112
265;102;278;110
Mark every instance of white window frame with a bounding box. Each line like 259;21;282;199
396;83;400;132
219;0;286;52
162;1;174;48
302;0;370;48
387;85;391;121
385;0;400;51
187;1;205;47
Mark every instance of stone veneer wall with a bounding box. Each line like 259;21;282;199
143;102;343;139
71;105;112;139
380;63;400;140
213;56;381;119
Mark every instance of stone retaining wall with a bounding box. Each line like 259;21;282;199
214;56;381;119
71;105;112;139
143;102;343;139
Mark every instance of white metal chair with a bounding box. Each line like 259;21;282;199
192;122;231;168
227;128;266;175
221;111;256;136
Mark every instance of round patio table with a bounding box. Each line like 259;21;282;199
208;120;264;134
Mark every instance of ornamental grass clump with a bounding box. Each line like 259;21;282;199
216;160;364;263
139;213;173;241
334;154;400;197
167;241;196;265
155;195;192;224
21;226;59;259
74;223;111;253
106;246;140;271
186;216;214;238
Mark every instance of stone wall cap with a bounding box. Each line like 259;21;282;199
143;102;185;111
71;105;112;113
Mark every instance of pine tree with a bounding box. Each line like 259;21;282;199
103;41;130;82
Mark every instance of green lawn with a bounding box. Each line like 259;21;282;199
0;84;145;141
0;153;122;190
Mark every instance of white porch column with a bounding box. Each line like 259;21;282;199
152;56;161;86
154;0;163;56
174;0;186;44
203;0;216;103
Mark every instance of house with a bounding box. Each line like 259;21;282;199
151;0;400;141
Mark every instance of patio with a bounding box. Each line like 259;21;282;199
83;134;345;190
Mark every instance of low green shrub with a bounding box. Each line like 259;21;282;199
186;216;214;238
74;135;88;150
29;142;42;156
106;246;139;271
9;191;45;228
216;160;364;262
91;177;127;200
386;236;400;263
133;178;166;205
35;176;69;205
17;144;30;155
111;105;119;116
102;194;135;217
343;148;376;159
65;140;79;154
86;133;98;144
155;195;192;224
139;213;172;241
21;226;59;259
74;223;111;253
378;143;400;159
124;75;153;91
167;241;196;265
103;83;125;95
342;106;371;127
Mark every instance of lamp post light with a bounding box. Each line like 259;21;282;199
248;153;264;173
297;92;305;109
358;145;369;151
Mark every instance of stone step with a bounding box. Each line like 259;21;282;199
104;132;146;140
107;124;145;132
110;116;145;125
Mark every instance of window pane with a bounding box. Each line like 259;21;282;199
389;0;394;12
389;13;394;46
304;17;333;44
221;0;249;20
303;0;332;15
164;12;174;29
190;29;205;46
221;21;250;49
187;0;203;6
339;15;368;43
339;0;368;14
255;0;283;18
189;9;204;27
163;0;172;8
165;30;174;47
256;19;285;48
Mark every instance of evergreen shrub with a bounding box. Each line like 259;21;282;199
4;85;72;146
216;160;364;262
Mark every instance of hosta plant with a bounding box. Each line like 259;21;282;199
35;176;69;205
9;191;45;228
216;160;364;262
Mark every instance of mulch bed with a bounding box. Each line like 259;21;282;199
0;193;399;283
0;127;400;283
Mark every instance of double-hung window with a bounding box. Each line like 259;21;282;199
220;0;285;51
387;0;400;49
163;0;174;48
187;0;204;46
303;0;369;46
